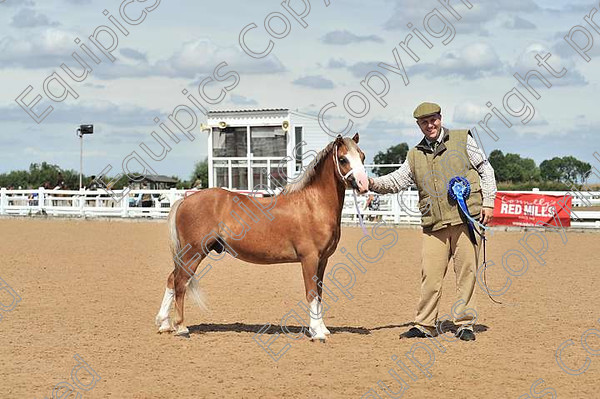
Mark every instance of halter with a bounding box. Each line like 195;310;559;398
333;143;369;237
333;143;356;182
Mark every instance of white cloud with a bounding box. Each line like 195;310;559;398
326;58;347;69
120;48;147;62
452;102;488;124
384;0;540;36
514;42;588;87
155;39;285;78
229;94;258;106
452;101;548;127
502;16;536;30
0;28;75;68
410;42;505;80
11;7;60;28
292;75;335;89
0;100;160;126
347;61;383;78
0;33;285;80
321;30;384;45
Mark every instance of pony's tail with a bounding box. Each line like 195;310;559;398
187;278;208;311
167;198;208;310
167;198;184;257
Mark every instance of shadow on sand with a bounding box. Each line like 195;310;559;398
187;321;489;336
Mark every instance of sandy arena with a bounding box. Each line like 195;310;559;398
1;218;599;398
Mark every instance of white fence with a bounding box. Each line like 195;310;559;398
1;187;600;229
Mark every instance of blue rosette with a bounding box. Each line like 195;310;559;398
448;176;486;237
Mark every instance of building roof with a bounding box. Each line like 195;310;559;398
129;175;178;184
207;108;289;114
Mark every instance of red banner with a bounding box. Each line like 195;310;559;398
491;192;572;227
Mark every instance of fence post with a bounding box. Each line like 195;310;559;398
169;188;177;209
121;191;129;218
392;192;401;224
0;188;5;215
79;189;85;217
38;187;45;214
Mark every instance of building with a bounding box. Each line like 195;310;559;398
128;174;178;189
205;108;327;192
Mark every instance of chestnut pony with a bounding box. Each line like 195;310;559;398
155;134;369;339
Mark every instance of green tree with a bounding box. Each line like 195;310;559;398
0;162;81;189
372;143;409;176
540;156;591;184
488;150;507;181
488;150;539;183
190;158;209;188
539;158;561;182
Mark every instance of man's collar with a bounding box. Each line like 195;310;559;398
416;127;449;153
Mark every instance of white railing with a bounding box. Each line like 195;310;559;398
0;187;183;219
1;187;599;229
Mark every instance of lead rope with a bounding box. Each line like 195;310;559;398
449;177;500;305
479;228;501;304
333;144;369;237
353;190;369;237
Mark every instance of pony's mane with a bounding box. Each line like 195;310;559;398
283;141;336;194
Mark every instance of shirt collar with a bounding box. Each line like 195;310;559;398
424;129;445;146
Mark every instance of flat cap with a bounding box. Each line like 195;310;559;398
413;102;441;119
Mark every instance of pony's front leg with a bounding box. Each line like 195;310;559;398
301;255;327;341
317;258;331;336
318;302;330;336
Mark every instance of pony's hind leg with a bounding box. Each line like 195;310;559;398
172;250;207;338
155;271;175;333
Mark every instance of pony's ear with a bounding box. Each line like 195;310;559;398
335;134;344;143
352;132;359;143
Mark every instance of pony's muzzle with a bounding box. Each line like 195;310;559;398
353;171;369;194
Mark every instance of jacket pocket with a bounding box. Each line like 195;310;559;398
419;196;434;226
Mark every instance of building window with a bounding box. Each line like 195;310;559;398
251;160;268;189
295;126;303;172
213;127;247;157
214;161;229;188
250;126;287;157
269;167;287;191
231;160;248;190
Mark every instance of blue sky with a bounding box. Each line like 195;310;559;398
1;0;599;181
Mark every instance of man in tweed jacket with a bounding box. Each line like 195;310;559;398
369;102;497;341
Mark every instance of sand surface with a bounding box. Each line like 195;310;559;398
1;218;598;398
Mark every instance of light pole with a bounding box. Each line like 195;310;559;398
77;124;94;190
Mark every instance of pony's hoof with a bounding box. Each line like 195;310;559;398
310;333;327;342
174;326;190;338
156;317;174;333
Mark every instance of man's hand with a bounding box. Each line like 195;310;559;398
479;207;494;225
368;177;374;191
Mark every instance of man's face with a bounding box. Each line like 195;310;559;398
416;114;442;141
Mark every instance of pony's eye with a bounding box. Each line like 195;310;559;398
338;157;348;164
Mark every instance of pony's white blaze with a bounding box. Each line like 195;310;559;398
346;148;369;193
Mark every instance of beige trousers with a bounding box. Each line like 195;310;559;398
415;223;481;333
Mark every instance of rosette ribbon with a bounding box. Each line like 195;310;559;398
448;176;487;240
448;176;500;304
